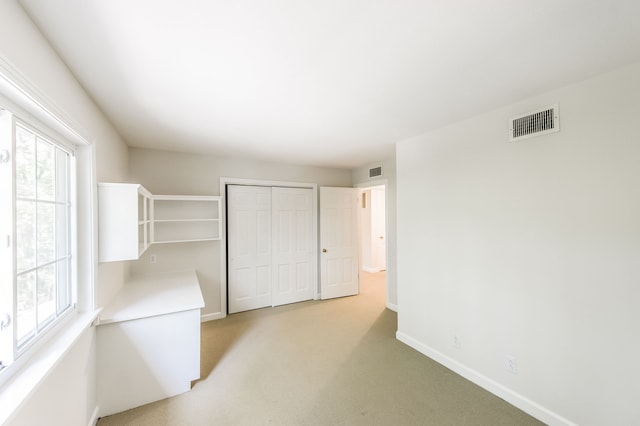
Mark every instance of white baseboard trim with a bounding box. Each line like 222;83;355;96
200;312;226;322
386;302;398;312
88;405;100;426
395;331;576;426
362;266;380;273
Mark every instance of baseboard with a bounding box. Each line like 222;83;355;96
200;312;226;322
386;302;398;312
88;405;100;426
362;266;380;273
395;331;576;426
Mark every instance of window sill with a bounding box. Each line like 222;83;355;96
0;309;100;425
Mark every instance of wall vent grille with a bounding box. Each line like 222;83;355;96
509;104;559;142
368;165;383;179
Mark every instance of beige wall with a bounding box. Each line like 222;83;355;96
1;2;129;424
128;147;353;316
396;62;640;425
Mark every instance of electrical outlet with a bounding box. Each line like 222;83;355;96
506;355;518;374
150;254;157;264
453;335;461;349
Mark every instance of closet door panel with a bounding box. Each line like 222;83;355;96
272;187;314;307
228;185;272;314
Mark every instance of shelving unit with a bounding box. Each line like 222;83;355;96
98;183;152;262
98;183;222;262
151;195;221;244
138;190;151;255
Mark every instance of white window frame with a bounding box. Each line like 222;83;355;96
0;106;78;371
17;118;77;357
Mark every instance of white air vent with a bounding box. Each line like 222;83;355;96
368;164;383;179
509;104;559;142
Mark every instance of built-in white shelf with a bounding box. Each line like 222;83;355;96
151;195;221;244
98;183;222;262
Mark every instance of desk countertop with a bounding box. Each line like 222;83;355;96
99;270;205;324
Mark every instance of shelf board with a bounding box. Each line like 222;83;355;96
154;218;219;223
153;195;219;201
152;238;220;244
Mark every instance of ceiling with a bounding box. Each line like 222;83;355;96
19;0;640;169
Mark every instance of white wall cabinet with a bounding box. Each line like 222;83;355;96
98;183;152;262
98;183;222;262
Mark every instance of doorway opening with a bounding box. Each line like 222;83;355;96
357;184;387;306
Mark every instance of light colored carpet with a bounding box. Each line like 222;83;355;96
97;272;543;425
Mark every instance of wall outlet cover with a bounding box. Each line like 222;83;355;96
506;355;518;374
453;335;461;349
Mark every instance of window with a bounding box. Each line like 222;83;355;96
0;109;76;371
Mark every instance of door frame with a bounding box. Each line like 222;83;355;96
355;179;389;309
218;177;318;318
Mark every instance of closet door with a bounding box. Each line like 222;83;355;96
228;186;272;314
272;187;314;306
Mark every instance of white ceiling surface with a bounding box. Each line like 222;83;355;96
19;1;640;168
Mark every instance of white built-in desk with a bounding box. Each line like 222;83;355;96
97;270;205;417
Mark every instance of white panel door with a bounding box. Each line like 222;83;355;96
320;187;359;299
228;185;272;314
272;187;314;306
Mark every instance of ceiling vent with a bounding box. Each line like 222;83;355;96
368;164;383;179
509;104;559;142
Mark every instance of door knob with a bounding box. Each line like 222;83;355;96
322;248;327;253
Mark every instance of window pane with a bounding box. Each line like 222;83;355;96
55;149;69;203
36;139;55;201
37;264;56;328
16;126;36;198
37;202;55;264
16;200;36;273
17;272;36;345
55;203;69;259
56;259;71;314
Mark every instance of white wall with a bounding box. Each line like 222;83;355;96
128;147;353;317
9;329;97;426
396;62;640;425
1;2;129;424
352;158;397;310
